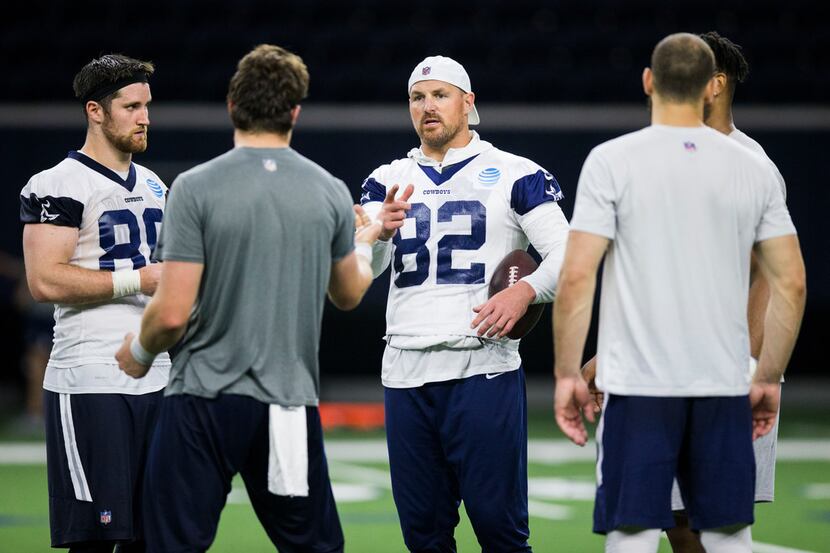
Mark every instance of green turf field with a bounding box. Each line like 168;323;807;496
1;411;829;552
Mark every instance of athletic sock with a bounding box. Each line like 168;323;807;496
700;525;752;553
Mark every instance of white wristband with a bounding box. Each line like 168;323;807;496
130;335;157;366
749;356;758;377
355;242;373;264
112;269;141;298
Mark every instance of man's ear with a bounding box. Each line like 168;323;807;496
464;91;475;116
642;67;654;97
86;101;105;125
712;72;728;98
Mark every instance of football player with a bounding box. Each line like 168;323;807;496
115;44;381;553
20;54;167;553
665;31;791;553
579;31;793;553
360;56;570;551
554;33;804;553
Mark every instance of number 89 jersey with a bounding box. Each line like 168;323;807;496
361;134;564;340
20;151;171;373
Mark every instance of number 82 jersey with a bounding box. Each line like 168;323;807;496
361;134;566;340
20;151;172;373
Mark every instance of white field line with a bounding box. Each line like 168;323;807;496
0;443;821;549
3;439;830;465
331;460;574;521
329;460;392;489
659;534;818;553
751;543;819;553
803;483;830;499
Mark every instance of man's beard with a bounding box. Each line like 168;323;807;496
417;117;462;151
103;119;148;154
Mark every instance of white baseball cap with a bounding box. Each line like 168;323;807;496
407;55;480;125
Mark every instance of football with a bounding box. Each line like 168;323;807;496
488;249;545;339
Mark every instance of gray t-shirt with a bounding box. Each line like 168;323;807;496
156;147;355;405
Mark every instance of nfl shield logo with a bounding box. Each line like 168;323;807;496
684;141;697;152
263;159;277;172
422;66;431;76
100;510;112;525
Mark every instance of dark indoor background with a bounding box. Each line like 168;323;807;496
1;0;827;409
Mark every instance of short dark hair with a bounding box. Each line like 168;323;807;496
227;44;309;135
72;54;154;113
699;31;750;94
650;33;716;103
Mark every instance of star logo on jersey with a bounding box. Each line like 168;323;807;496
40;200;59;222
543;172;564;200
146;178;164;198
477;167;501;188
99;510;112;525
263;159;278;172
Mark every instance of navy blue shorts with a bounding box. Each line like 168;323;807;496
44;390;163;547
385;369;531;553
143;394;343;553
594;394;755;534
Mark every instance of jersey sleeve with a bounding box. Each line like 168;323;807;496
358;169;393;276
156;175;205;263
755;166;796;242
518;202;570;303
360;174;387;208
331;177;355;261
509;167;564;216
570;148;618;239
19;172;85;227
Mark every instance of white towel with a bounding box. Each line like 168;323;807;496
267;405;309;497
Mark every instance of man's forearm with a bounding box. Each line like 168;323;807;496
747;254;770;358
553;272;597;378
755;281;806;383
29;263;117;304
139;297;187;355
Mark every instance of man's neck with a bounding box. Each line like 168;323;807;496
650;97;706;128
234;129;292;149
704;101;735;135
421;130;473;162
79;133;132;172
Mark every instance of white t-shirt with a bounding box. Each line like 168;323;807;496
570;125;796;397
20;151;170;394
730;128;787;200
361;132;570;387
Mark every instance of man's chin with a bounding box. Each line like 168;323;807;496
125;138;148;154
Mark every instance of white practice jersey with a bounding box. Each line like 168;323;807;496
20;151;170;394
570;125;796;397
361;132;569;387
730;128;787;200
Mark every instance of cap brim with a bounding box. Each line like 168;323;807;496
469;104;480;125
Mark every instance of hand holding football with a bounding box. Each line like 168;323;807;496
479;249;544;339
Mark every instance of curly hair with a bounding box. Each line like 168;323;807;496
227;44;309;135
699;31;750;94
